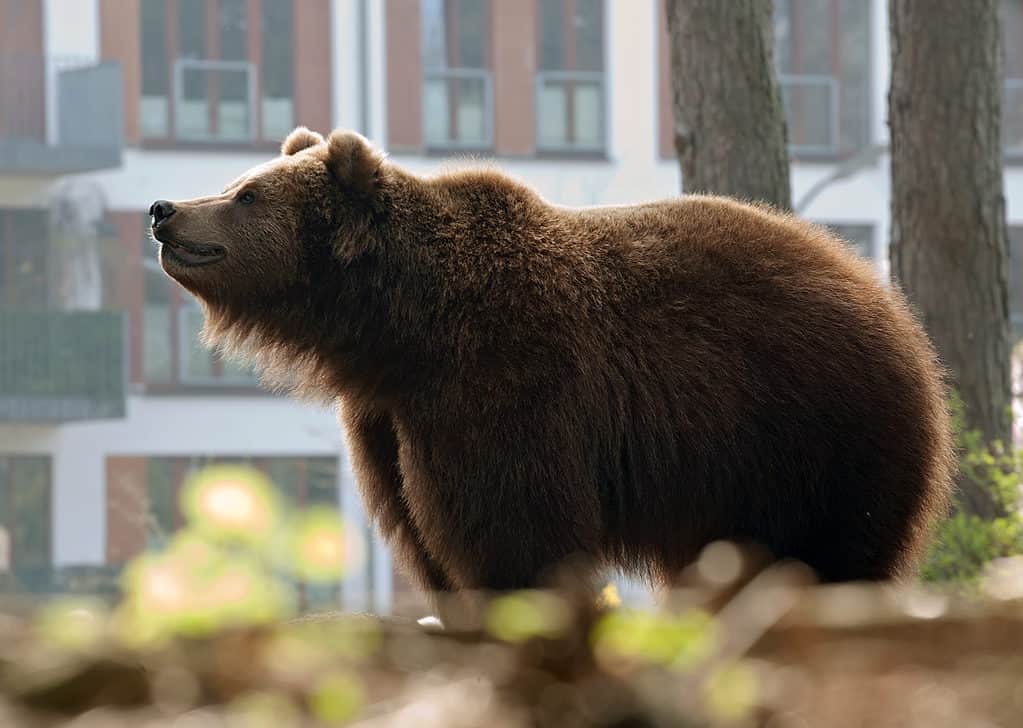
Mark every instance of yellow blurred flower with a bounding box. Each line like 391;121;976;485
181;465;280;543
277;507;363;583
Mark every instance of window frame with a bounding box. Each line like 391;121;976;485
773;0;873;160
420;0;496;153
0;455;53;576
534;0;608;156
138;0;295;149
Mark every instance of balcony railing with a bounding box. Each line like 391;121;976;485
0;54;123;174
780;73;840;155
535;70;606;153
423;67;493;150
0;310;127;422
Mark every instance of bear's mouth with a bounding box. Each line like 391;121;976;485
155;236;226;268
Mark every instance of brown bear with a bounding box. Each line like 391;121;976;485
150;126;955;604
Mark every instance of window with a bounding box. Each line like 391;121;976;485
143;456;339;545
536;0;605;153
139;456;341;609
422;0;492;150
1010;227;1023;345
773;0;871;156
821;223;874;258
142;228;256;387
0;456;52;582
1004;0;1023;153
0;210;50;309
139;0;294;143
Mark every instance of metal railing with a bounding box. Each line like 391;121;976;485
779;73;840;155
173;58;258;143
535;70;606;153
0;310;127;421
422;67;493;150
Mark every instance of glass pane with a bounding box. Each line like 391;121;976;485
774;0;870;153
1006;83;1023;152
424;77;451;144
538;0;564;71
1008;0;1023;77
455;77;486;144
183;307;214;382
10;457;51;569
176;67;253;142
178;67;211;137
140;0;168;96
178;0;207;60
0;210;50;309
837;0;870;151
307;458;339;507
261;0;293;140
573;82;602;148
218;0;248;61
266;458;298;501
1011;227;1023;345
422;0;448;69
141;95;169;137
143;237;172;382
454;0;487;68
143;301;173;382
538;82;567;148
146;458;179;548
781;80;835;150
217;96;251;141
575;0;604;72
262;97;295;141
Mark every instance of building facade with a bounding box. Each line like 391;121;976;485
1;0;1022;612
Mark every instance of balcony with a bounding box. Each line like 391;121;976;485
0;54;123;174
0;310;127;422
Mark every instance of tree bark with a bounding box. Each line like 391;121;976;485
889;0;1011;518
665;0;791;210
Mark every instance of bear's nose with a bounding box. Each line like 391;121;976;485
149;200;176;225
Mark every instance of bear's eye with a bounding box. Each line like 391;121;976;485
238;190;256;206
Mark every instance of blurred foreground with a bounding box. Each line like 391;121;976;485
3;465;1023;727
4;551;1023;726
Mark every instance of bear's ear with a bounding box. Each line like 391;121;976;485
281;126;324;156
324;130;386;200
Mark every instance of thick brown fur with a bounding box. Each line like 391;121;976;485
152;127;956;601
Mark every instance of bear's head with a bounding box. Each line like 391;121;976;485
149;127;392;393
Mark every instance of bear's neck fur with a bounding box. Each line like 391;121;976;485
202;164;586;410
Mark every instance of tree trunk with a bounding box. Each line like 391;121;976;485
889;0;1011;518
664;0;791;210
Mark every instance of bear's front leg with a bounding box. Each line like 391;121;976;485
398;422;604;598
339;405;453;597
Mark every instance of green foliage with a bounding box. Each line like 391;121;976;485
920;395;1023;584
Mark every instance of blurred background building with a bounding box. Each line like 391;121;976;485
1;0;1021;612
